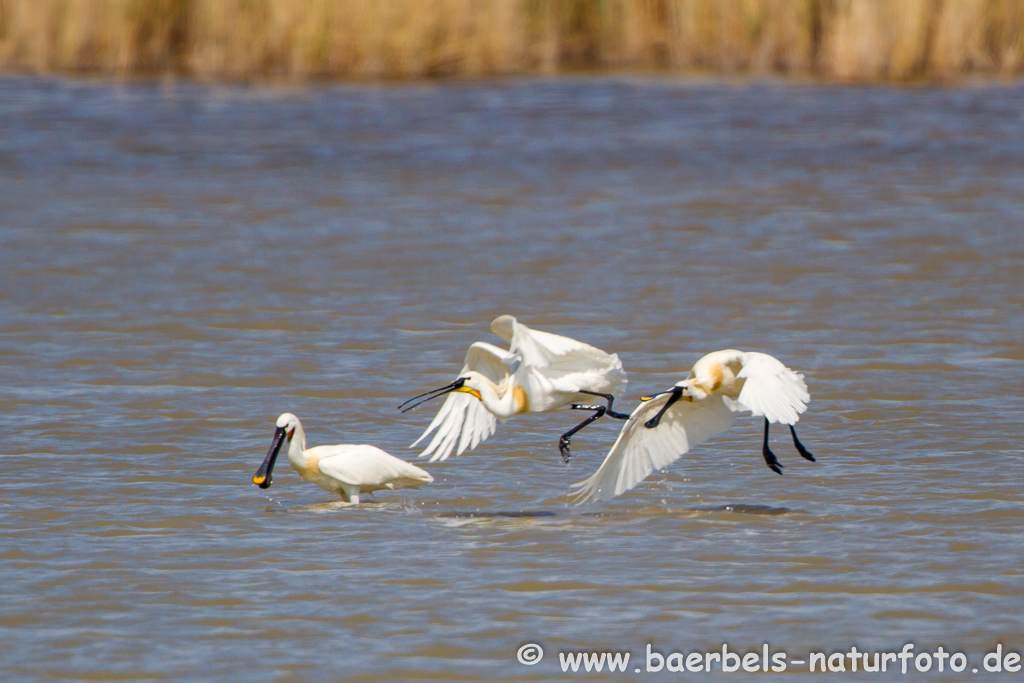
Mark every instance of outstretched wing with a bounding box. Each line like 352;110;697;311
734;352;809;425
569;393;736;504
491;315;627;408
411;341;516;462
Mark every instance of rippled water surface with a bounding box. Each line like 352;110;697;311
1;77;1023;681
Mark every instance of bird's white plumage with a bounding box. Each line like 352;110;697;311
314;444;435;492
411;315;627;462
499;316;593;369
569;393;737;504
734;351;809;424
505;317;626;412
411;391;498;463
410;342;511;462
570;349;809;504
259;413;433;504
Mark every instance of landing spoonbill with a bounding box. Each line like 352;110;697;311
399;315;628;462
253;413;433;504
570;350;815;503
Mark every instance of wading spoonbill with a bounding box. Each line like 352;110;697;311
399;315;628;462
570;350;814;503
253;413;433;504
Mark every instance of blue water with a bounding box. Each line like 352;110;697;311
1;76;1022;681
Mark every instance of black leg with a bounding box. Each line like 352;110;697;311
578;390;631;420
789;425;815;462
644;389;682;429
762;418;784;475
559;404;607;463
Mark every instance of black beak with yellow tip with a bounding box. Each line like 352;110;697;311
253;426;287;489
398;377;470;413
643;387;685;429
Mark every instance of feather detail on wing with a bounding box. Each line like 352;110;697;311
491;315;628;406
317;446;434;488
734;352;809;425
493;315;604;369
569;394;736;504
410;341;513;462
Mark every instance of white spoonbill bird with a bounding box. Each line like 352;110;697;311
399;315;628;463
253;413;433;504
570;350;815;504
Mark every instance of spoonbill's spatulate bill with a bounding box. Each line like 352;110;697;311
400;315;628;463
253;413;433;504
570;350;815;504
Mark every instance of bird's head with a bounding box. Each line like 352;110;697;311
253;413;300;489
276;412;300;441
398;375;482;412
454;373;486;402
676;379;704;402
641;380;699;403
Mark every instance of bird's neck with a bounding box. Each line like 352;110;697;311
477;378;526;418
690;358;740;399
286;423;308;465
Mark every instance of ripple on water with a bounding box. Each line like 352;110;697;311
1;77;1023;680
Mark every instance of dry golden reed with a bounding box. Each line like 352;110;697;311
0;0;1021;81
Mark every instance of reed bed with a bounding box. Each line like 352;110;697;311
0;0;1021;81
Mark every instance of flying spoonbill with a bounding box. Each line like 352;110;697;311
399;315;628;462
570;350;815;503
253;413;433;504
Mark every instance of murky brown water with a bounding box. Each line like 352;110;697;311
1;76;1023;681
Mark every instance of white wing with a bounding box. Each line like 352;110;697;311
734;352;809;425
569;393;737;504
491;315;627;409
492;315;587;367
318;445;433;488
411;341;515;462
